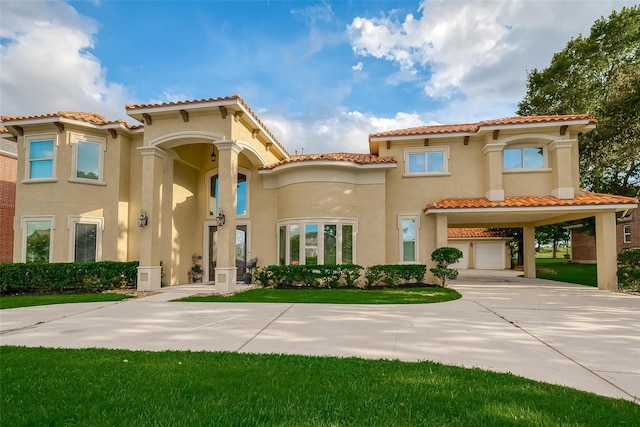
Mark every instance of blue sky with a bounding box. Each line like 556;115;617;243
1;0;635;154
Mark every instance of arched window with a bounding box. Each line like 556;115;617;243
207;169;250;217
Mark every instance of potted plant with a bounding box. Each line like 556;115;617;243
190;263;203;283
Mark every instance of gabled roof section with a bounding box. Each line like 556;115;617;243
425;191;638;211
126;94;289;158
448;228;508;238
368;114;597;154
0;112;140;137
259;152;396;171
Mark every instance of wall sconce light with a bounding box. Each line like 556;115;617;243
138;209;148;228
210;145;216;162
216;209;226;226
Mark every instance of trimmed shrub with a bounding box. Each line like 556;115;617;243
364;264;427;288
617;248;640;291
0;261;139;295
254;264;363;289
430;247;463;287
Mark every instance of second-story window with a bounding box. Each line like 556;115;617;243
70;133;106;184
26;136;56;180
405;147;449;175
504;147;544;170
207;169;250;218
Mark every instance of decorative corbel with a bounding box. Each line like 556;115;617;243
492;130;500;140
424;138;429;146
252;129;260;139
560;125;568;136
179;109;189;122
464;136;469;145
108;129;117;139
13;125;24;136
54;122;64;133
386;140;391;150
142;113;152;125
233;111;244;122
265;142;273;152
218;106;228;119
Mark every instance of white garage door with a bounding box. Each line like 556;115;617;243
448;243;469;269
474;242;505;270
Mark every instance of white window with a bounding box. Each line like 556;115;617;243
25;134;56;181
68;216;103;262
206;168;250;218
623;225;631;244
405;147;449;175
70;133;106;184
504;146;545;170
278;219;356;265
398;215;419;263
21;216;54;263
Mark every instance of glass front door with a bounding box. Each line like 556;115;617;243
208;224;248;283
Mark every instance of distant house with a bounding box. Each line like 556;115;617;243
1;95;637;291
447;228;511;270
0;136;17;263
570;208;640;263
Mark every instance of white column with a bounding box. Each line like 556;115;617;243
595;211;618;290
523;226;536;278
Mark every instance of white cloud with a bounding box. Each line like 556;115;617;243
0;0;132;120
352;62;363;71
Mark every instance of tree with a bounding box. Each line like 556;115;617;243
535;224;570;259
517;6;640;197
430;247;463;287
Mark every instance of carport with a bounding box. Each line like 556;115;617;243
426;191;638;290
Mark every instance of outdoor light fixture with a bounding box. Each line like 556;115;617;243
137;209;148;228
210;145;216;162
216;209;226;226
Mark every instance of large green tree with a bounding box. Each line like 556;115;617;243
517;6;640;197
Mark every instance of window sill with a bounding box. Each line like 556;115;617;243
503;168;551;174
403;172;451;178
21;178;57;184
67;178;106;186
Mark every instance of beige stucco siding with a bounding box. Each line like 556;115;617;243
503;171;553;196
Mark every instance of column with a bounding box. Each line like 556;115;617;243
549;139;576;199
522;225;536;278
595;211;618;290
435;215;448;248
137;146;167;291
481;141;506;201
214;141;240;293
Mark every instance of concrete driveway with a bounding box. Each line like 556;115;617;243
1;271;638;403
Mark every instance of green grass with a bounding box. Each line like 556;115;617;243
536;258;597;287
0;293;133;310
176;286;461;304
1;346;637;426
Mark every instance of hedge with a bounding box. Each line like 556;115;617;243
0;261;139;295
617;248;640;292
254;264;428;289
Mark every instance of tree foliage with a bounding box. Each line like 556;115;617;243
430;247;463;287
517;6;640;196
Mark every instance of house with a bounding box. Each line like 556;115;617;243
1;95;637;291
0;137;17;263
569;208;640;263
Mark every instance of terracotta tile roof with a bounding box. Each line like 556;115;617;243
260;152;397;170
126;94;288;156
448;228;507;238
0;127;8;134
370;114;596;139
1;111;137;128
425;191;638;211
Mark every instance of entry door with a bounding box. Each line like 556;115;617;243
208;225;248;282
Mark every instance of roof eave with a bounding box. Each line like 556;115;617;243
259;160;397;174
424;202;638;215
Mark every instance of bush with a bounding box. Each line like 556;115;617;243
363;264;427;288
430;247;463;287
254;264;363;289
0;261;139;295
617;248;640;291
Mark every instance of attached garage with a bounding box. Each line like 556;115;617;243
448;228;510;270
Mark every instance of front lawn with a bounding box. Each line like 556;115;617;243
536;258;597;287
176;286;461;304
1;346;637;426
0;293;133;310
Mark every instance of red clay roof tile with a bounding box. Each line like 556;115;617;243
425;192;638;211
1;111;136;128
448;228;507;238
260;152;397;170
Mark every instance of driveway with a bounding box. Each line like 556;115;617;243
1;272;638;403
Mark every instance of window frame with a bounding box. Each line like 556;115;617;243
503;144;548;172
24;134;57;182
206;167;251;219
398;214;420;263
21;215;55;263
623;225;631;244
277;218;357;265
69;133;106;185
404;146;450;176
68;216;104;262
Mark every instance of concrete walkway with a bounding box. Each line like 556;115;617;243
1;271;638;403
